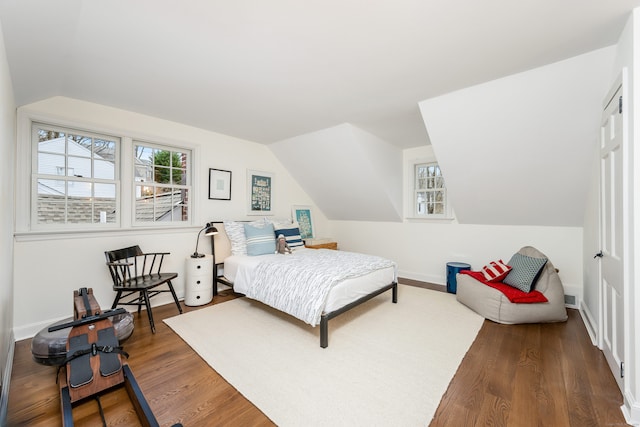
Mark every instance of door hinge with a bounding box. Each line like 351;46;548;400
619;95;623;114
621;361;625;378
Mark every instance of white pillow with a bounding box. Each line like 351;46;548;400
223;219;268;255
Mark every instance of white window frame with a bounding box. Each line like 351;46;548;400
16;110;198;234
131;140;192;226
30;122;121;231
404;154;453;221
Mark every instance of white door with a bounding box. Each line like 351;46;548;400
599;83;625;392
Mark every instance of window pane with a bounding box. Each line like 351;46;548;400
92;183;116;224
37;179;66;223
135;185;154;221
67;135;92;158
172;151;186;168
135;162;153;182
38;153;65;175
67;180;91;198
426;177;434;189
68;156;91;177
154;165;172;184
177;188;188;221
176;168;187;185
93;139;116;162
134;145;154;183
155;186;175;221
67;197;93;223
416;191;426;215
93;139;116;180
37;131;66;154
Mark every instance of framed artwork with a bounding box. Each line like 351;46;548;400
208;168;232;200
292;205;314;239
247;169;274;215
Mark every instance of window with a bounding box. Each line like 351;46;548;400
31;122;193;229
33;123;119;226
133;142;190;223
414;162;448;217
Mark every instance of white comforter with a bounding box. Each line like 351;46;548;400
245;249;397;327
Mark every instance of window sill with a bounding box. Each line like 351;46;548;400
14;225;199;242
404;216;455;223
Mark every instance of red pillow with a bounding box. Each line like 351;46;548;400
482;260;512;282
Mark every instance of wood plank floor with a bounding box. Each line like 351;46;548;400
7;286;629;426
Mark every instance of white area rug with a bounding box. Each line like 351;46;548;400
164;285;484;426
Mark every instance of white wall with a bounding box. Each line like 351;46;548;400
269;123;403;221
330;220;582;295
419;47;615;227
0;16;15;424
12;96;326;339
329;145;583;296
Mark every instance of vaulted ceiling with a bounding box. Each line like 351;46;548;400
1;1;639;226
1;0;638;149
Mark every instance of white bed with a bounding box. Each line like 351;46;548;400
225;250;397;314
212;221;398;348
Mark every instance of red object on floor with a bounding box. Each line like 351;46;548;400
459;270;548;303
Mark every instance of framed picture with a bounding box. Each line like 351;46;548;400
209;168;232;200
292;205;314;239
247;169;274;215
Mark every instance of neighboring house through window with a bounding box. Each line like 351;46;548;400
34;123;118;226
133;143;190;224
32;122;192;229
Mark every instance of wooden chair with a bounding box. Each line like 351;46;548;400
105;245;182;333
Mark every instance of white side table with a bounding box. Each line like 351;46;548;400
184;255;213;306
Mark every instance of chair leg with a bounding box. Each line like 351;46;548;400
137;291;144;314
111;290;123;309
167;280;183;314
142;289;156;334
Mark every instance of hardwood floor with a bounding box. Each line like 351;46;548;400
7;286;629;426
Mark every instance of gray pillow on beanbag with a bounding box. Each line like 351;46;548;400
503;253;547;292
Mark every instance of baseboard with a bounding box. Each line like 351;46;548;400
579;301;598;346
13;314;69;341
397;270;442;286
0;330;15;427
621;392;640;426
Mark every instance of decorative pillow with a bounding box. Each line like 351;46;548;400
223;219;268;255
503;253;547;292
244;223;276;256
273;224;304;250
481;260;512;282
223;221;247;255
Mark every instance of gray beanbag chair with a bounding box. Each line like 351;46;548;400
456;246;568;324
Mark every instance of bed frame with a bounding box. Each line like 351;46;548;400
209;221;398;348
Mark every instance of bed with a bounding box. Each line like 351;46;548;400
211;220;398;348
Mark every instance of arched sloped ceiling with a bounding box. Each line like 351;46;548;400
419;47;616;227
269;123;403;221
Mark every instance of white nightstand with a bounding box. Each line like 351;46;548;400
184;255;213;306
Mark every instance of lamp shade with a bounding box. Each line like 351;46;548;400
204;225;218;236
191;223;218;258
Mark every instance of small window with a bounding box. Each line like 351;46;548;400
133;142;191;223
33;124;119;226
414;162;447;217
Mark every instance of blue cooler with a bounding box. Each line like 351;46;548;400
446;262;471;294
